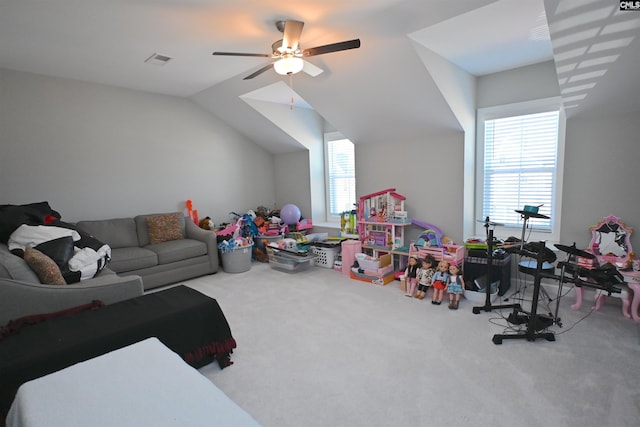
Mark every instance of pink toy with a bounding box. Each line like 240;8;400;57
185;199;199;225
571;215;633;318
216;216;245;238
622;271;640;322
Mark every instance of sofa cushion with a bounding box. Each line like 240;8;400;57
0;244;40;283
146;213;184;245
23;248;66;286
76;218;139;249
108;247;158;273
146;239;207;265
135;213;185;247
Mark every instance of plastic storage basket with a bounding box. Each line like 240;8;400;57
311;246;340;269
220;244;253;273
266;246;316;272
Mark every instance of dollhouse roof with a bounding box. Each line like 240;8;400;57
359;188;406;201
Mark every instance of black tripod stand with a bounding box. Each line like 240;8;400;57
472;225;521;315
492;244;556;344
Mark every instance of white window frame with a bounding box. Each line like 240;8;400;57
475;97;566;243
324;132;356;223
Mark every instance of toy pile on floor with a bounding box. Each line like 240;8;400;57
187;199;318;264
217;236;253;254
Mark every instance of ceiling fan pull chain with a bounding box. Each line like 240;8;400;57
289;74;295;110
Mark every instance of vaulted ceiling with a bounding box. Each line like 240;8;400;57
1;0;638;153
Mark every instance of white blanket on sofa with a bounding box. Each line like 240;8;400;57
6;337;261;427
7;224;80;251
8;224;110;280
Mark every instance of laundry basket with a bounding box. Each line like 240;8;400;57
311;245;340;269
220;243;253;273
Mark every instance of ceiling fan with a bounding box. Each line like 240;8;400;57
212;19;360;80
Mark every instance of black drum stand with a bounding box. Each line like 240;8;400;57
492;244;556;344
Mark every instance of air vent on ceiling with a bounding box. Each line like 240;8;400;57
145;53;172;66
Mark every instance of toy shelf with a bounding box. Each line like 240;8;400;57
361;244;411;275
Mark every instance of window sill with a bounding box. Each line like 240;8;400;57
312;221;340;230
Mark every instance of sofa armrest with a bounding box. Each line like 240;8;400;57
0;273;144;326
185;220;219;273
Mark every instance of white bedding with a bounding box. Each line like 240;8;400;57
6;337;261;427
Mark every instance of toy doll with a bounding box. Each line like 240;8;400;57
446;263;465;310
415;254;437;300
431;260;450;305
403;256;421;297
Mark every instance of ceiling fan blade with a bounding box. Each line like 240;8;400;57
302;60;323;77
243;63;274;80
302;39;360;57
212;52;269;57
282;20;304;51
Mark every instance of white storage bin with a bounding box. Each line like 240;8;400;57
311;246;340;269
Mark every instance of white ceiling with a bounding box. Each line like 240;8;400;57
1;0;639;153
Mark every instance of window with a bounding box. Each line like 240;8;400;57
325;134;356;221
476;98;565;241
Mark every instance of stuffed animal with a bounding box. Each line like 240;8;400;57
199;216;214;230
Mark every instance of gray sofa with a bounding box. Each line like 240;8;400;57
75;212;218;290
0;212;218;326
0;239;144;325
0;273;144;326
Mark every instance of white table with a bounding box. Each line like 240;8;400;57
6;337;261;427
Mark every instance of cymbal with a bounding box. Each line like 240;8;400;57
476;219;504;226
554;243;595;259
515;209;550;219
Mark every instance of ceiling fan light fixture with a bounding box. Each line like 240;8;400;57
274;56;304;75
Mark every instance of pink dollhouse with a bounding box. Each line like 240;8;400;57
357;188;410;250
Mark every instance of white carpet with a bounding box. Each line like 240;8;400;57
182;262;639;427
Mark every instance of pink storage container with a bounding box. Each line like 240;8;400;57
341;240;362;275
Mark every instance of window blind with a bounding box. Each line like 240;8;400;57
483;111;559;230
326;138;356;217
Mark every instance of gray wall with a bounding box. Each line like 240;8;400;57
476;61;560;109
0;69;275;224
354;133;465;245
477;61;639;252
560;112;640;251
273;151;312;219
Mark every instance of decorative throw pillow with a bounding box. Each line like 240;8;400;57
146;213;184;245
23;248;66;285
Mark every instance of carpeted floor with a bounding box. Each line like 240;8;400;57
183;262;639;427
